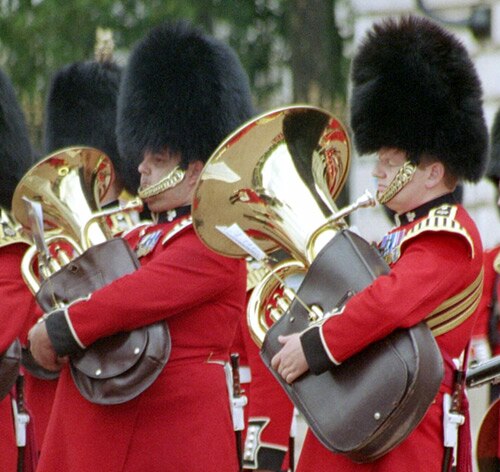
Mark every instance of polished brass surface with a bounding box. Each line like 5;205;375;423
247;259;307;346
12;146;142;294
192;106;380;346
12;147;114;247
193;105;351;264
20;233;82;295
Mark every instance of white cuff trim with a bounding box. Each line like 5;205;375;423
319;323;341;366
64;307;86;349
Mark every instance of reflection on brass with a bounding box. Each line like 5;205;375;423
192;105;375;346
193;105;351;263
12;147;142;295
247;259;307;346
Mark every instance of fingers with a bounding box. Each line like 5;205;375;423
271;353;296;384
270;351;281;370
285;372;297;384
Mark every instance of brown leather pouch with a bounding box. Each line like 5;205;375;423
261;229;444;462
0;339;21;400
36;238;171;405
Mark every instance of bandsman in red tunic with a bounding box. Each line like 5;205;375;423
0;67;39;472
271;16;488;471
20;29;137;455
241;322;296;472
471;107;500;385
236;258;296;472
27;20;255;472
471;107;500;470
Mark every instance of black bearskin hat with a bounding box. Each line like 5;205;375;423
117;20;255;193
350;15;488;183
487;108;500;184
0;68;35;210
43;60;127;188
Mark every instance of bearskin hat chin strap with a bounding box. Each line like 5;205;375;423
138;166;186;199
377;161;417;204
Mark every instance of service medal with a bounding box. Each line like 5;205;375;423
378;229;405;264
136;229;162;258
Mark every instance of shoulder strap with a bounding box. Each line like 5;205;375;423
402;205;475;258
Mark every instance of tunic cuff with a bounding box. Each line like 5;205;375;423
45;308;86;356
300;326;334;375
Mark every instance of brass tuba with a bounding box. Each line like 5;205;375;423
192;105;375;346
11;146;142;296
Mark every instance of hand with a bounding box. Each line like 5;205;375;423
271;333;309;384
27;321;68;372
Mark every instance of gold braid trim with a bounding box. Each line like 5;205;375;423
401;204;475;258
377;161;417;204
138;166;186;199
426;268;483;336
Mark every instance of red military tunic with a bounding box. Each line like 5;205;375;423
36;211;246;472
241;307;295;470
234;260;296;470
473;246;500;464
21;306;58;455
0;242;39;472
473;247;500;355
22;205;140;453
298;200;482;471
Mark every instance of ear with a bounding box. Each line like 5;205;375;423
186;160;204;184
425;161;445;189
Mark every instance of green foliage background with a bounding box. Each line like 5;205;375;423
0;0;350;151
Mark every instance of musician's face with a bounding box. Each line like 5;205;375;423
372;148;433;215
138;150;202;213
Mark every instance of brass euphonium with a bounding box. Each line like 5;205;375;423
11;146;142;297
192;105;376;346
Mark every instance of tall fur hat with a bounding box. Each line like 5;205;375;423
487;108;500;184
43;60;126;187
0;68;35;210
350;15;488;182
117;20;255;192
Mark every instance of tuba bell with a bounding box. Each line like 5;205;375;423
11;146;142;296
192;105;375;345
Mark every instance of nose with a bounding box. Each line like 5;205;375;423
138;159;148;175
372;160;385;179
